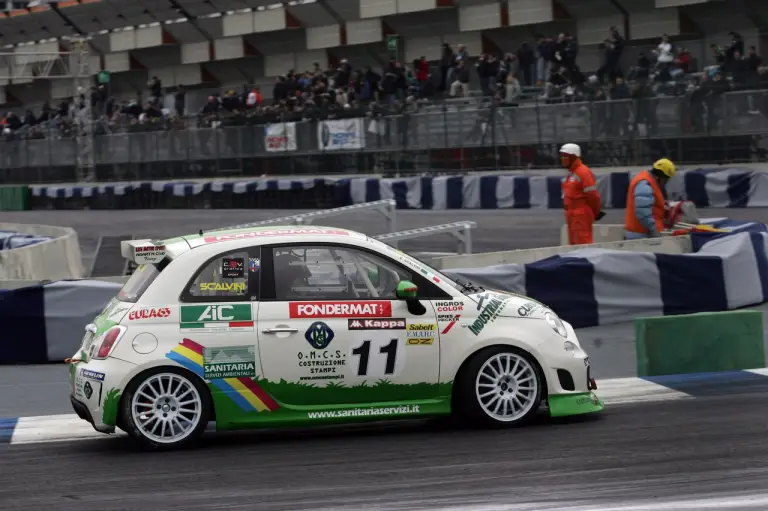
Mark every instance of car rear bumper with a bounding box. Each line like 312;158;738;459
71;394;116;434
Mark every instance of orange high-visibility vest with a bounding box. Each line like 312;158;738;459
625;170;665;234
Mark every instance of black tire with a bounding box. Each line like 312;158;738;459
120;366;212;451
453;346;544;429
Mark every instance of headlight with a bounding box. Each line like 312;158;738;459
544;311;567;338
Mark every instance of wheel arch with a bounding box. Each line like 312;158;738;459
116;364;216;430
449;343;548;409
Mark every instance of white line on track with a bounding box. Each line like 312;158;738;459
4;375;696;445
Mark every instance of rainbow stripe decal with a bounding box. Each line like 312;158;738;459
166;338;279;413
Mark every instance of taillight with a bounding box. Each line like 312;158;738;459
93;326;125;360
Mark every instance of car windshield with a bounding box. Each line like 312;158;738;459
393;249;482;295
117;263;162;303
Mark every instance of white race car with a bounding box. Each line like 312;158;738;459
68;225;602;450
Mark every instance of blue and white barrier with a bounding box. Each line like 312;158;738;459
443;228;768;329
0;231;51;250
0;280;121;364
27;167;768;209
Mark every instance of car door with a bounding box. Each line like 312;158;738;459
175;246;273;424
257;242;446;407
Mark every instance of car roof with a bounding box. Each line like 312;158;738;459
163;225;369;250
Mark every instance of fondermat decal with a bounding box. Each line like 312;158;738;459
305;321;335;349
202;345;256;379
348;318;406;330
290;301;392;318
128;307;171;320
406;323;436;345
434;301;463;313
298;322;345;382
468;297;509;335
221;257;245;279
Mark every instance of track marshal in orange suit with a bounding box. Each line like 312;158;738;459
560;143;604;245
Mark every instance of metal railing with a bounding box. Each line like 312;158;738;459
2;88;767;183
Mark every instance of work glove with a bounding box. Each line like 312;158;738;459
648;229;661;238
595;211;606;221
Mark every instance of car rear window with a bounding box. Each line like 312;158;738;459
117;263;162;303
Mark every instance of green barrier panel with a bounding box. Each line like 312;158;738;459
0;186;30;211
635;310;765;377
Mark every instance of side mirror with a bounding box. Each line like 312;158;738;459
396;281;426;316
396;280;418;300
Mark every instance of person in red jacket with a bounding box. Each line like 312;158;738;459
560;143;604;245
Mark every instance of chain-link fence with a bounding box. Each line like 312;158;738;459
2;89;768;184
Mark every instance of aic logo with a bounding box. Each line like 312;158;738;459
180;304;252;323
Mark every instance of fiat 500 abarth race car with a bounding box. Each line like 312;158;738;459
68;225;602;450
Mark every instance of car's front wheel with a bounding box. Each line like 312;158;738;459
120;367;211;450
455;346;543;428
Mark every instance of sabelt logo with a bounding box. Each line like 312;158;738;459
348;318;405;330
291;301;392;318
128;307;171;320
408;324;437;331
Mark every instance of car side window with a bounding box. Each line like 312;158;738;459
182;248;261;302
271;245;412;301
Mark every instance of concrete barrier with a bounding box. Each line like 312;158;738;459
0;223;84;284
559;224;627;246
434;235;692;269
635;310;766;377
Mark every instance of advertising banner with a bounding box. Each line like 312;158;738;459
264;122;297;152
317;118;365;151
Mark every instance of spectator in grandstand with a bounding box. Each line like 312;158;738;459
174;86;186;116
476;54;499;96
516;41;536;86
596;27;624;84
450;59;470;97
554;33;579;76
148;76;162;102
439;42;455;92
535;34;556;85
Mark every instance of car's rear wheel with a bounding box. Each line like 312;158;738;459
121;367;211;450
455;346;543;428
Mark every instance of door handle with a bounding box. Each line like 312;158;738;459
262;327;299;334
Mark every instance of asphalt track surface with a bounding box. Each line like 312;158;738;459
2;394;768;510
2;207;768;510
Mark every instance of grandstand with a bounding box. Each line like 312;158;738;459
0;0;765;180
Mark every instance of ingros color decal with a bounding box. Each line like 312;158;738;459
128;307;171;320
290;301;392;318
434;301;463;313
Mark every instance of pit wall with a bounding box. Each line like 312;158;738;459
0;223;84;283
434;233;692;270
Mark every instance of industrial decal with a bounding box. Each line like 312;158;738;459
469;296;509;335
290;301;392;318
406;324;436;345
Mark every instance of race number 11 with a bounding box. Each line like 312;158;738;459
352;339;398;376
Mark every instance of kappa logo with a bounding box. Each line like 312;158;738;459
305;321;335;350
348;318;406;330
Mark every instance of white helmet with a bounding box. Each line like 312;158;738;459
559;143;581;158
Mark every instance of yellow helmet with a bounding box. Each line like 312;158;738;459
652;158;676;177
